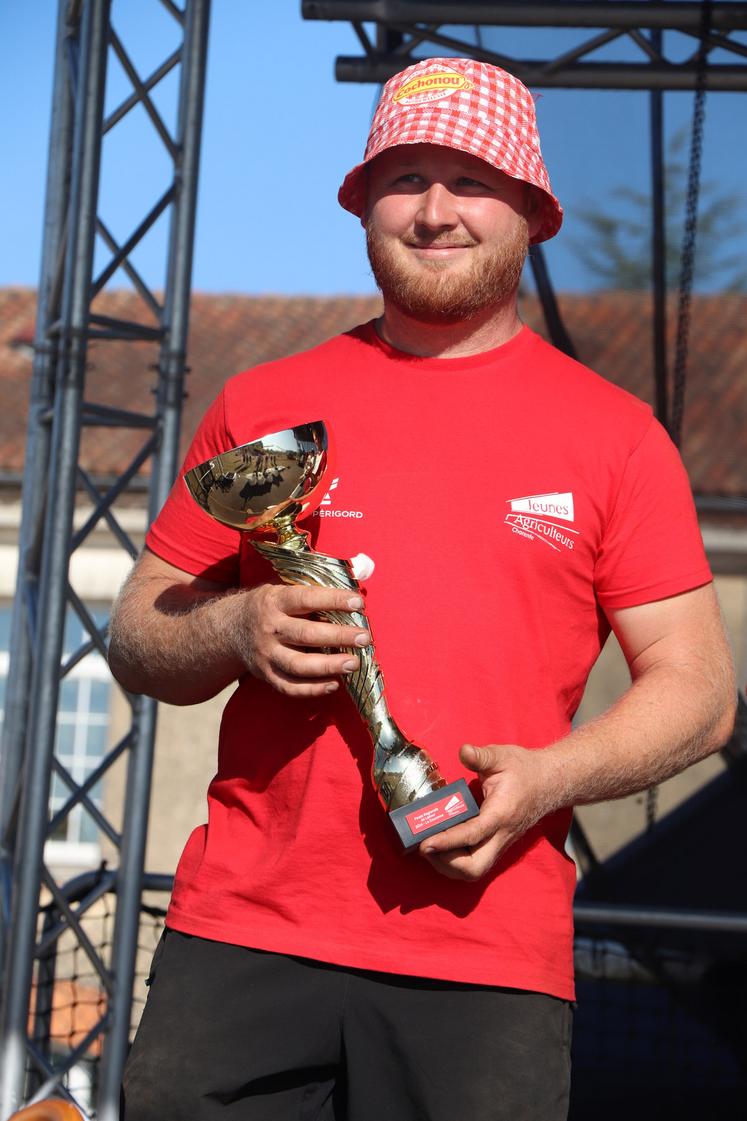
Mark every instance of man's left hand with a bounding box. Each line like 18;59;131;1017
420;743;554;881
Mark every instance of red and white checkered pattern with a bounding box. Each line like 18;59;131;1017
338;57;562;245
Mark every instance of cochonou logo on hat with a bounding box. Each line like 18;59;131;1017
393;67;472;106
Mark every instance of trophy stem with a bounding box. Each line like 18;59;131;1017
251;533;448;812
274;509;308;549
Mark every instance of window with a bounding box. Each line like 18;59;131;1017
0;603;112;868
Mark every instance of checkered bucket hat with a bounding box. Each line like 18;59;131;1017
338;57;562;245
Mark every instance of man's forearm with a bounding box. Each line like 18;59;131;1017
109;573;248;705
536;659;736;818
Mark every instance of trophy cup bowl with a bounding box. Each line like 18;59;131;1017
183;422;328;532
184;421;479;849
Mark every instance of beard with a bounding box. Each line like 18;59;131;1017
365;218;529;324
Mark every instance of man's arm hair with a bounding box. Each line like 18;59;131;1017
108;549;248;705
108;548;372;706
547;581;736;807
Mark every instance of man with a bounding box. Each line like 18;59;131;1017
114;58;735;1120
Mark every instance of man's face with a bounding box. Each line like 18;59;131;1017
365;144;539;324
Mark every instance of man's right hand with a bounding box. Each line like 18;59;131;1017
108;548;372;706
234;583;371;697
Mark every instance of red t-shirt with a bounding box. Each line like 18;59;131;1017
146;323;711;1000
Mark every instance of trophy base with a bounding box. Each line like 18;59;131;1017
389;779;480;851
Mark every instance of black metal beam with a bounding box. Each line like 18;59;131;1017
303;1;747;31
574;902;747;932
308;0;747;90
334;54;747;90
527;245;577;360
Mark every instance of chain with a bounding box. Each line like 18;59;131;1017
669;0;713;449
647;1;712;832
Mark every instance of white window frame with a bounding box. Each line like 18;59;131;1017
0;610;112;870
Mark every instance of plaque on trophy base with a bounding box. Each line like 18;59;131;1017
389;778;478;850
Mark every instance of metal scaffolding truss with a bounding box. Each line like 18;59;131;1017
303;1;747;89
0;1;210;1118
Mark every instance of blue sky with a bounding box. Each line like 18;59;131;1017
1;1;745;296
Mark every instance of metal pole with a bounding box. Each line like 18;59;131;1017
95;4;211;1116
28;910;60;1099
574;902;747;932
0;1;111;1114
650;29;669;427
0;0;73;970
333;55;747;91
151;0;212;511
302;1;747;30
527;245;577;360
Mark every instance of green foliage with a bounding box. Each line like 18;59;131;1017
570;131;747;291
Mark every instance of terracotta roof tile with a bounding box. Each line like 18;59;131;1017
1;287;745;497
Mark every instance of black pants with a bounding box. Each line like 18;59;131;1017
122;930;572;1121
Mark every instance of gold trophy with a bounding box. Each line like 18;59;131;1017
184;421;478;849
